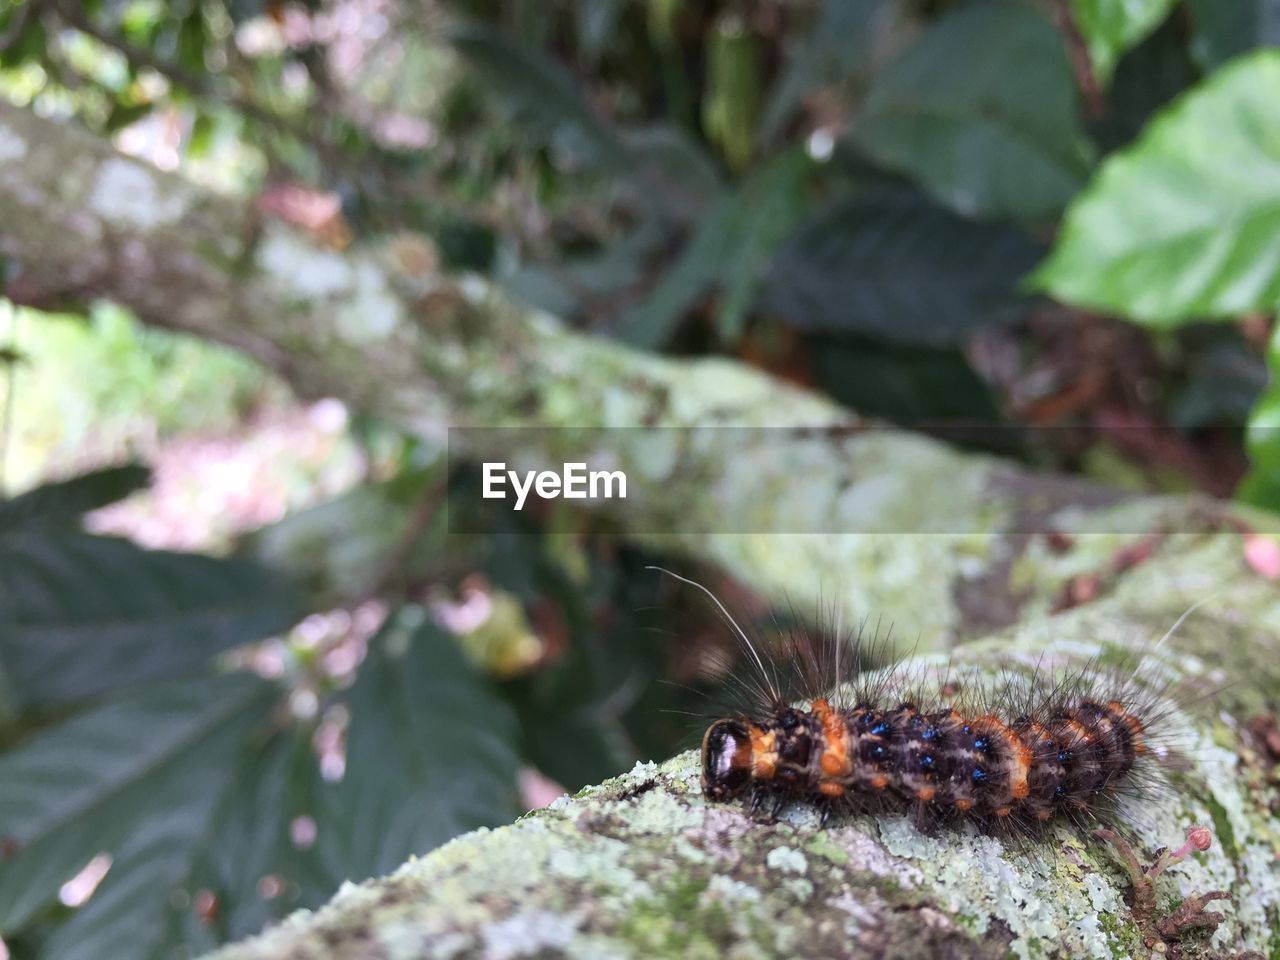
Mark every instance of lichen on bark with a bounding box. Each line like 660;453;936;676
209;541;1280;960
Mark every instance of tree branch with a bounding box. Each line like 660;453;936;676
3;101;1272;652
207;541;1280;958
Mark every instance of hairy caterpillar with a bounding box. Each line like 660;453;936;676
657;570;1195;835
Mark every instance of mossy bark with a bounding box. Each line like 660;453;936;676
208;534;1280;960
2;103;1280;958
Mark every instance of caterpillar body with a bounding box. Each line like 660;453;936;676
658;569;1191;834
701;693;1149;830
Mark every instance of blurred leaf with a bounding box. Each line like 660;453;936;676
1031;52;1280;325
702;13;763;171
508;241;652;323
103;100;154;134
617;192;738;348
716;150;812;341
0;673;275;935
0;14;44;69
312;608;520;883
849;0;1093;223
1240;328;1280;508
176;9;207;73
618;151;813;347
810;337;1001;425
622;125;724;221
0;464;150;533
758;0;893;146
0;532;300;709
1169;334;1268;429
1069;0;1178;85
1087;18;1197;154
450;22;626;170
437;217;497;272
1186;0;1280;70
577;0;628;62
759;191;1042;346
187;112;217;158
181;729;334;949
244;463;450;608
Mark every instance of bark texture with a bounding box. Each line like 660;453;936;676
208;534;1280;960
2;104;1280;959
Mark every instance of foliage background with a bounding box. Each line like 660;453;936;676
0;0;1278;957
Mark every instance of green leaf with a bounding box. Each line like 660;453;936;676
1031;51;1280;325
0;532;300;709
617;193;739;348
1186;0;1280;70
1070;0;1180;85
103;101;154;134
717;150;813;341
176;9;208;73
849;0;1093;223
618;151;813;347
0;464;150;533
312;608;520;882
181;729;335;949
1239;326;1280;507
759;191;1043;346
450;22;626;171
0;673;275;935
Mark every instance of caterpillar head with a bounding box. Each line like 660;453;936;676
701;718;752;801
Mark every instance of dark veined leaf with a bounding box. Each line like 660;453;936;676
312;608;521;883
0;464;150;534
180;728;336;951
0;532;301;709
1069;0;1179;85
759;191;1043;347
449;22;627;171
849;0;1093;224
0;673;276;936
1186;0;1280;70
1031;51;1280;325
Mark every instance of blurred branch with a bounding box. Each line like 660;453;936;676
0;99;1273;649
208;548;1280;958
